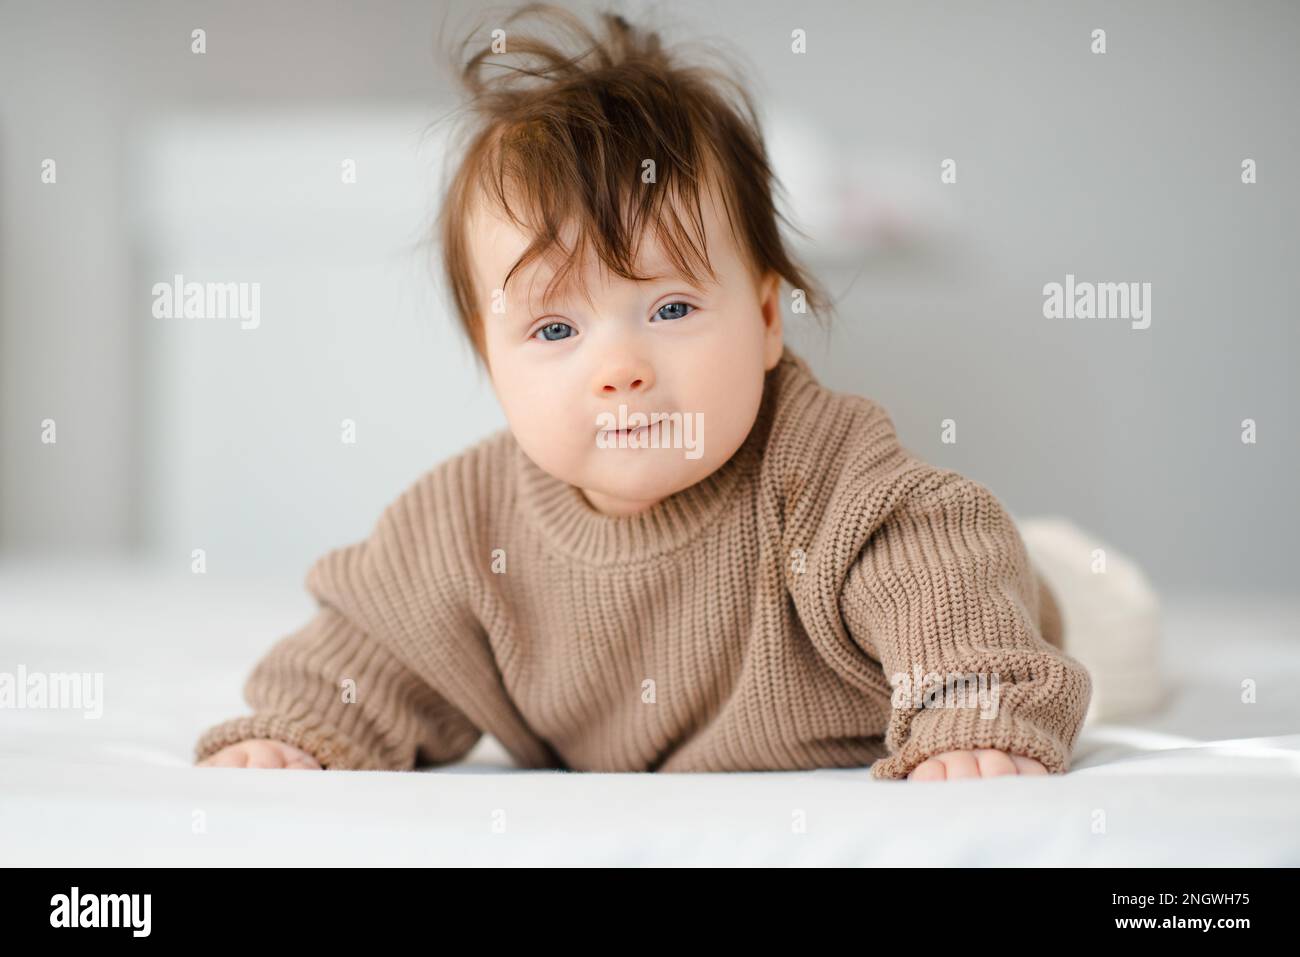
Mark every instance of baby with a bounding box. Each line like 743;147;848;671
196;4;1091;782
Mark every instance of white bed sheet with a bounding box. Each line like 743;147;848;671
2;559;1297;866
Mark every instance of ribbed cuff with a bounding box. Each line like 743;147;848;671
193;713;380;770
869;705;1075;781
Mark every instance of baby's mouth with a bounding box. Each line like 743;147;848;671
600;420;658;442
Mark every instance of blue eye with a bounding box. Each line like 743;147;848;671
533;321;575;341
653;302;694;322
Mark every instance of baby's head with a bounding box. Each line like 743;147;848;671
437;4;829;515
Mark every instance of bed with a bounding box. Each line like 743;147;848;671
2;558;1297;866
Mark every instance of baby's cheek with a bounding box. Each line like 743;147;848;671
514;418;587;483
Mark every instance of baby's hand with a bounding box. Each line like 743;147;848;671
196;739;323;770
907;749;1047;781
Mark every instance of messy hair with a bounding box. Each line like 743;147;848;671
434;2;833;360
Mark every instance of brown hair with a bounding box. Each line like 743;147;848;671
434;2;832;360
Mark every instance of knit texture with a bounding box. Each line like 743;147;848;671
194;345;1092;779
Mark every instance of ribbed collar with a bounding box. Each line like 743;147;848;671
513;345;809;566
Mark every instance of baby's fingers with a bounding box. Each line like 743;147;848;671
195;739;322;769
906;749;1026;780
243;741;289;768
280;748;323;770
972;749;1019;778
907;757;947;781
197;745;249;768
935;750;981;779
907;750;980;780
1010;754;1048;775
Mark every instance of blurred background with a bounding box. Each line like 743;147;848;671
1;0;1296;600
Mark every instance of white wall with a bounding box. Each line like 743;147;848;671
129;110;505;574
2;0;1297;591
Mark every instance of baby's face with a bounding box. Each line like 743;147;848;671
469;181;783;516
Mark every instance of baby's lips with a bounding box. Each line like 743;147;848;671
597;414;667;439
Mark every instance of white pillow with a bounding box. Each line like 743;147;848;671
1017;517;1165;725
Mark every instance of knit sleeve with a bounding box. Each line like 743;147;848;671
193;603;482;770
839;472;1092;780
193;457;493;771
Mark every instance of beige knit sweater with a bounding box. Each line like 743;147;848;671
195;346;1091;779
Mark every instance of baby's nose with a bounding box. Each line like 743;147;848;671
602;376;646;393
597;366;654;394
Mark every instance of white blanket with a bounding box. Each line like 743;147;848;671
2;560;1297;866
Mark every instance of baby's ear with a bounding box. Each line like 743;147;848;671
759;271;784;367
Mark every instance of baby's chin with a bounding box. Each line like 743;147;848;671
576;449;719;508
